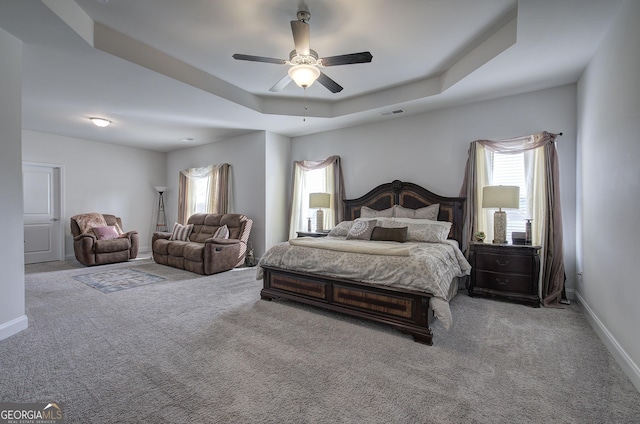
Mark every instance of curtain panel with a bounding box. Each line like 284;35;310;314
460;132;565;306
289;155;345;240
177;163;232;224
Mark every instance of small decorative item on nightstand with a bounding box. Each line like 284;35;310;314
468;242;541;307
474;231;486;242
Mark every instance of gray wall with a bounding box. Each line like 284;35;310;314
291;85;578;298
576;0;640;390
22;130;166;255
0;28;27;340
265;132;291;249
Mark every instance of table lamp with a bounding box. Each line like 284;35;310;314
309;192;330;232
482;185;519;244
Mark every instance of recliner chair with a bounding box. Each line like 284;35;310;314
70;213;139;266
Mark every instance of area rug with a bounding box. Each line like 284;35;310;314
72;268;167;293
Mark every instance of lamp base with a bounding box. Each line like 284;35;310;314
493;210;507;244
316;209;324;232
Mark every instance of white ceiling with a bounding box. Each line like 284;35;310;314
0;0;622;152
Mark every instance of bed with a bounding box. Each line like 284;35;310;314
258;180;469;345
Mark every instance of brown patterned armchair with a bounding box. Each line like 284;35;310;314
70;213;139;266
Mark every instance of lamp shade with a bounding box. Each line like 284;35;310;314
309;192;330;209
153;186;167;193
482;186;520;209
288;64;321;88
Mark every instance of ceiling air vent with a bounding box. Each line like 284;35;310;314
380;109;405;116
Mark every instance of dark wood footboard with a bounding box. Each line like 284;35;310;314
261;265;434;345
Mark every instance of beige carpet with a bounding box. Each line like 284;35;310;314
1;259;639;423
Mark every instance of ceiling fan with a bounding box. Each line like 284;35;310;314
232;10;372;93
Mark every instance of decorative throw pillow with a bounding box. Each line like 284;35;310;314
346;219;377;240
370;226;408;243
382;218;451;243
169;222;193;241
213;224;230;239
394;204;440;220
93;225;120;240
360;205;394;218
328;221;353;237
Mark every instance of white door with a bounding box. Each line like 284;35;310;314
23;164;63;264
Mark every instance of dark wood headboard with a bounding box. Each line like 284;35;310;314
343;180;466;245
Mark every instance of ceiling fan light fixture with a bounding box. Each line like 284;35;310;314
288;64;320;88
89;117;111;127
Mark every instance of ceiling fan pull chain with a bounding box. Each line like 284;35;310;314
303;87;308;122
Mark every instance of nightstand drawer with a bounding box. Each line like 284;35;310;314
475;252;532;274
474;270;533;294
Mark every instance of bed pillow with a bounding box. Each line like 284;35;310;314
93;225;120;240
394;204;440;220
213;224;230;239
370;226;408;243
169;222;193;241
360;205;394;218
346;219;377;240
328;221;353;237
382;218;451;243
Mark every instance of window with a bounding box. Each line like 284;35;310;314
192;175;210;214
299;167;328;231
288;156;344;240
178;164;231;224
476;139;545;247
490;151;529;243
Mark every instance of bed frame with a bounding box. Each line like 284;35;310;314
260;180;465;345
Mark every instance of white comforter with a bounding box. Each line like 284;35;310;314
257;236;471;329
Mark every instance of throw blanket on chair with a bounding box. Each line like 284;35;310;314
73;213;108;235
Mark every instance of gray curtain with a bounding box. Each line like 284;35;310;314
459;131;565;306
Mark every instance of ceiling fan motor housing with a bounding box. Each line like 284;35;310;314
289;49;319;66
297;11;311;22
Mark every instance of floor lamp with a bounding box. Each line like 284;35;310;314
154;186;168;232
482;185;519;244
309;192;330;232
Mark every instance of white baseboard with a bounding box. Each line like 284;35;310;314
0;315;28;341
575;291;640;393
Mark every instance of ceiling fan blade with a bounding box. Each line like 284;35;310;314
290;20;310;55
316;72;343;93
269;74;293;92
320;52;373;67
232;54;286;65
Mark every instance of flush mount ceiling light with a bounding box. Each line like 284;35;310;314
89;117;111;127
288;64;321;89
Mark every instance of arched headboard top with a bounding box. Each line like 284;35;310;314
343;180;466;245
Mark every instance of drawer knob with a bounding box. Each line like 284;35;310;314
495;278;509;286
496;259;510;267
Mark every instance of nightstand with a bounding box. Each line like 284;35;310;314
468;242;541;307
296;231;329;238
